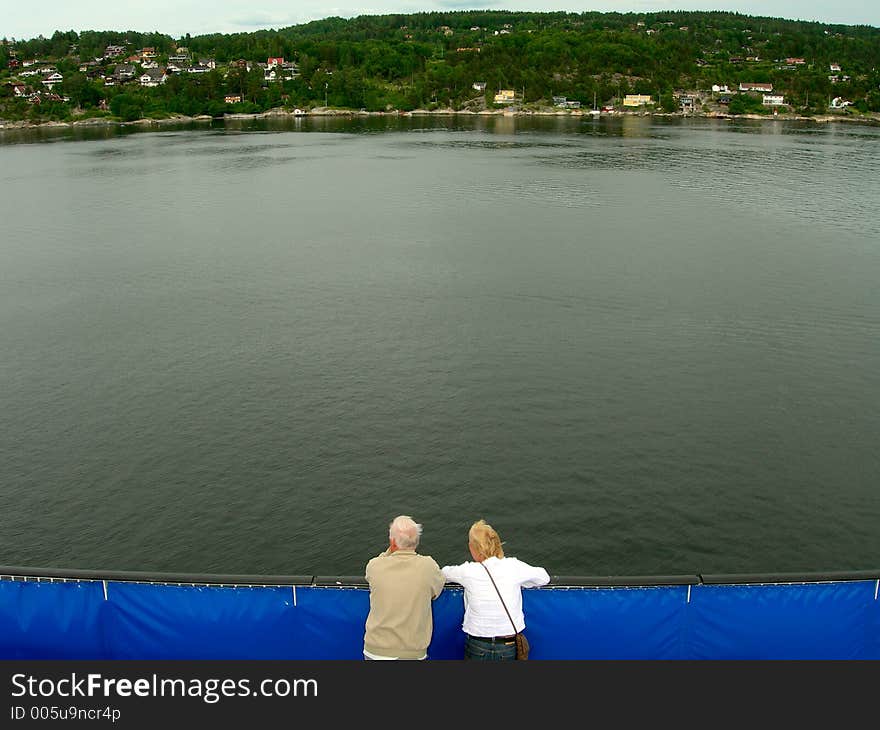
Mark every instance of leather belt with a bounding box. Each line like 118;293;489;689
468;634;516;643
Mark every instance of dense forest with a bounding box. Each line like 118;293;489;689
2;10;879;122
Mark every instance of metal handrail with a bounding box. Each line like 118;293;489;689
2;565;878;588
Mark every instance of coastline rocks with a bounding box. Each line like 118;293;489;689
72;117;120;126
123;114;201;127
307;107;353;116
5;109;879;131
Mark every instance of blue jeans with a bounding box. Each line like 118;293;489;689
464;634;516;661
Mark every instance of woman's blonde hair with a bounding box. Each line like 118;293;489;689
468;519;504;561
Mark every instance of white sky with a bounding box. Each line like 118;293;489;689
1;1;877;41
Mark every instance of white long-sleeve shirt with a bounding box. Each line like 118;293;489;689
441;556;550;637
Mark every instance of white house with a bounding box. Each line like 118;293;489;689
762;94;785;106
114;64;136;80
472;81;487;92
552;96;581;109
139;68;166;87
712;84;730;93
41;72;63;89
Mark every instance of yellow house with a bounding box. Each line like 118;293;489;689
623;94;654;107
493;89;516;104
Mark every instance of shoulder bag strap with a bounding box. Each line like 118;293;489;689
480;562;518;636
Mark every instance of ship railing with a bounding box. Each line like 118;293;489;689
1;565;878;589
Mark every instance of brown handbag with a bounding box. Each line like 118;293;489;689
480;563;530;660
514;632;530;660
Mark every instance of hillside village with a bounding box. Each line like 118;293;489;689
1;10;878;124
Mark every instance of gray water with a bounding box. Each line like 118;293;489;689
1;115;879;577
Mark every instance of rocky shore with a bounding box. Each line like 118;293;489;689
0;113;213;130
2;107;878;131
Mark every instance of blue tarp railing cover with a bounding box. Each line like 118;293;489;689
2;577;878;659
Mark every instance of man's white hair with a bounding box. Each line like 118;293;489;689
389;515;422;549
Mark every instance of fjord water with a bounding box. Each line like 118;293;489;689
1;116;878;577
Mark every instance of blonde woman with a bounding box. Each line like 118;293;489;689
441;519;549;660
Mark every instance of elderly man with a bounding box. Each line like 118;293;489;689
363;515;445;660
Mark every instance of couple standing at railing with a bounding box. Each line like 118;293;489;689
362;515;549;660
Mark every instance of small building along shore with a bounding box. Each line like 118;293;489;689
623;94;654;107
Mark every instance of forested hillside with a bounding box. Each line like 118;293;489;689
2;10;878;121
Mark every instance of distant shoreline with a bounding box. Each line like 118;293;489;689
2;107;879;131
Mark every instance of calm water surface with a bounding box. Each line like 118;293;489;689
1;115;878;576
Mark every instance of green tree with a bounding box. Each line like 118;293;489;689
60;72;102;108
109;93;144;121
728;93;764;114
660;92;677;112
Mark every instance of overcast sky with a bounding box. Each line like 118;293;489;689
2;1;877;41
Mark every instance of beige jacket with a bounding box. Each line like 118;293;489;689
363;549;445;659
